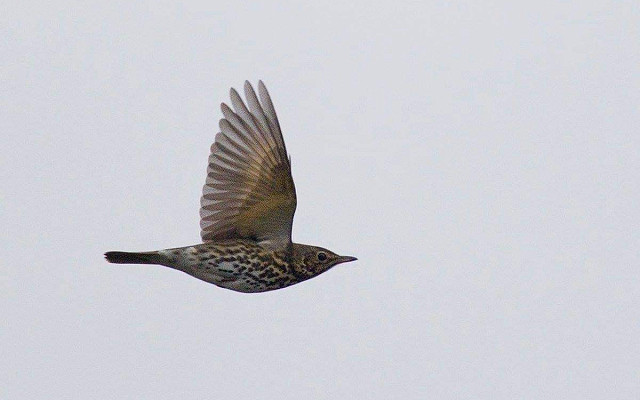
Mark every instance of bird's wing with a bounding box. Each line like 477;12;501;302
200;81;296;250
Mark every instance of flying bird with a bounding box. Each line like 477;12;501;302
105;81;356;292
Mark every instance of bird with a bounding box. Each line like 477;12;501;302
105;81;357;293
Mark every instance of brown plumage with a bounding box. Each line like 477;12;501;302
105;81;356;293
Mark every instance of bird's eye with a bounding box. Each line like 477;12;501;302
317;252;327;262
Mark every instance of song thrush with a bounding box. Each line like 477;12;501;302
105;81;356;293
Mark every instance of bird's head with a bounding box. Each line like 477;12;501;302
292;243;357;276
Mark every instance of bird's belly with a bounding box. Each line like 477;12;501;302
190;261;255;291
188;266;292;293
193;260;303;293
175;257;255;292
159;246;300;293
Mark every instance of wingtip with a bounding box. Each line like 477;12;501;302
244;80;257;100
220;102;232;114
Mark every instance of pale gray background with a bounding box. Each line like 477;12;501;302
2;1;639;399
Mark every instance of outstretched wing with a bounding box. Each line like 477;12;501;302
200;81;296;250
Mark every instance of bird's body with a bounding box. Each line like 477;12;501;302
107;240;354;293
105;81;356;293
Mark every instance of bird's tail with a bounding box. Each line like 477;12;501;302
104;251;162;265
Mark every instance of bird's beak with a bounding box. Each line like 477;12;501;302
337;255;358;264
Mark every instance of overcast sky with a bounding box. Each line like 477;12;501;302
2;1;639;399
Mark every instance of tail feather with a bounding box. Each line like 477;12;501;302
104;251;160;265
